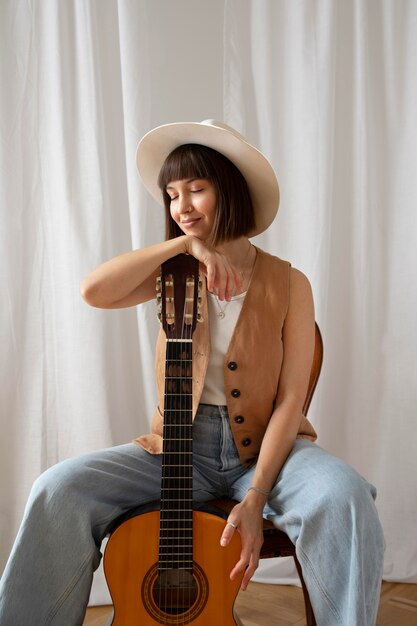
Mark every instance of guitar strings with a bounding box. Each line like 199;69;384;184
160;268;196;624
180;272;194;621
180;274;191;622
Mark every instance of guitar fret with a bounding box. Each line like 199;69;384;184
165;374;193;380
160;513;192;517
164;404;190;415
160;520;192;524
159;547;193;552
162;464;192;467
165;392;192;395
158;565;192;570
160;540;192;543
161;496;193;514
162;451;192;455
161;486;193;490
160;521;192;525
160;531;192;535
162;440;192;444
166;359;192;362
161;506;192;513
159;556;193;562
165;476;191;480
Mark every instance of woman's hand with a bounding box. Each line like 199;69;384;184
219;494;266;591
184;236;241;300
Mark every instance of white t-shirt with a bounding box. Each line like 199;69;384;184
200;290;247;406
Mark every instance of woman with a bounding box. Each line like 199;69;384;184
0;120;384;625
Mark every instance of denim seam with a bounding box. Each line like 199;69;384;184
46;550;92;625
46;504;127;624
297;544;343;623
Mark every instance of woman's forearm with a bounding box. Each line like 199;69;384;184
80;236;189;308
245;402;303;504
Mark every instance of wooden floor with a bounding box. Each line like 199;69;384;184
83;581;417;625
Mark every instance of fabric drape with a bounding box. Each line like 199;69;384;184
1;0;416;606
223;0;417;584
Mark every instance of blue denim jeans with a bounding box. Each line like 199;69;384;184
0;405;384;625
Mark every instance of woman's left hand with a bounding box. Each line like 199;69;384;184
220;497;265;591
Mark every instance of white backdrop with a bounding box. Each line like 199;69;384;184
1;0;416;607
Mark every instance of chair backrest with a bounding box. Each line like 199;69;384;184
302;322;323;416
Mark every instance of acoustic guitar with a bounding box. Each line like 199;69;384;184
104;254;243;625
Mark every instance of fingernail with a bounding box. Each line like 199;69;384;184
220;538;227;546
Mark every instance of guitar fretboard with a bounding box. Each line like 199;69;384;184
160;339;193;572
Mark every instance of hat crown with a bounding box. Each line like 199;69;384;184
201;119;247;143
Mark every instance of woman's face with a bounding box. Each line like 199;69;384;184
166;178;217;240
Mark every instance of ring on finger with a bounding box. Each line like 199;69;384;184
227;520;238;529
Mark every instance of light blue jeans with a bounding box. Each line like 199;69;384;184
0;405;384;625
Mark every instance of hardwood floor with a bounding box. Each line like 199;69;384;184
83;581;417;625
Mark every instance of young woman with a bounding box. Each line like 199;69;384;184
0;120;384;625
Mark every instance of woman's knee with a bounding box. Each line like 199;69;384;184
28;455;94;512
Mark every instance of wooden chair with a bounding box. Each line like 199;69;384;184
208;322;323;626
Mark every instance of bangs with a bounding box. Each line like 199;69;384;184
157;144;213;191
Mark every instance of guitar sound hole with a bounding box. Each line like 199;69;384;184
152;569;198;614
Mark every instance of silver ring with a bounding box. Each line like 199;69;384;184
227;520;238;529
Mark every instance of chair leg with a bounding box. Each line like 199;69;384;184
293;555;316;626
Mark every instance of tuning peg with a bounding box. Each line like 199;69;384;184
197;313;204;323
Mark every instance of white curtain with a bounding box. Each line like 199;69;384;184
1;0;416;607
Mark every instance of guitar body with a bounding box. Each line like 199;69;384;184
104;509;243;625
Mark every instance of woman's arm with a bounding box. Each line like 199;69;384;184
221;267;315;590
80;236;190;309
80;235;240;309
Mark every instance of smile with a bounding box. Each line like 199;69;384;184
180;218;201;226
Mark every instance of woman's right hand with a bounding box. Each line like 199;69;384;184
184;236;241;300
80;234;241;309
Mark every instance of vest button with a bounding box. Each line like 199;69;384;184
235;415;244;424
242;438;252;447
231;389;241;398
228;361;238;371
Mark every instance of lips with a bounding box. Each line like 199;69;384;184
180;218;201;227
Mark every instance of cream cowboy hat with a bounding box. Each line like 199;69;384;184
136;119;279;236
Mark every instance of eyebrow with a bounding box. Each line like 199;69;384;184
165;178;202;190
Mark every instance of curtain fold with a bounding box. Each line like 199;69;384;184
224;0;417;583
1;0;416;609
0;1;155;604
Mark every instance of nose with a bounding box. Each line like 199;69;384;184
177;193;191;214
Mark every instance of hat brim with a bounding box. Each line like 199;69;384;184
136;121;279;237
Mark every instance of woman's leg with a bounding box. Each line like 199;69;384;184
0;443;163;626
231;440;385;626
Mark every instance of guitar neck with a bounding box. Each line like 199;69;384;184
160;338;193;572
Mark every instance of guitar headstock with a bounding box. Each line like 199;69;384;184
156;254;201;340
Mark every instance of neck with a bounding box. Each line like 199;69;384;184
215;237;256;294
216;237;253;268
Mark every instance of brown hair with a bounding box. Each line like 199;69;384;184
157;144;255;245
